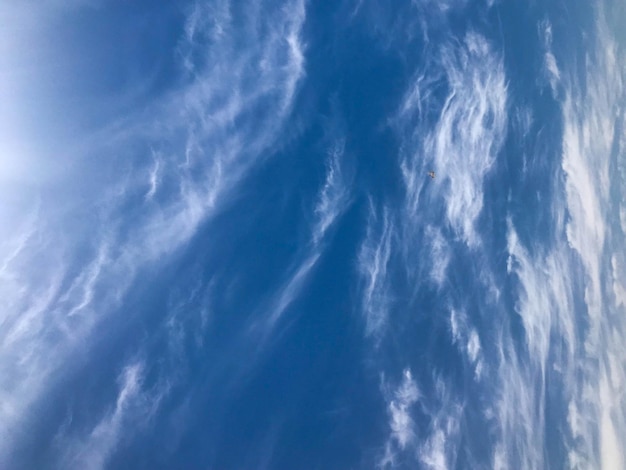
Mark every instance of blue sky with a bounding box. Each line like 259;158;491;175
1;0;625;469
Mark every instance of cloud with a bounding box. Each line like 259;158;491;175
538;19;561;96
265;253;321;328
0;0;308;465
144;152;162;201
313;139;352;245
490;6;626;468
449;309;485;380
417;377;462;470
379;369;420;468
558;6;626;467
611;255;626;308
429;32;507;246
260;133;352;328
358;202;394;337
506;220;574;373
58;360;168;470
399;31;507;247
379;369;462;470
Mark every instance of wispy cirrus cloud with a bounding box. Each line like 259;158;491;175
449;309;485;380
379;370;463;470
417;376;462;470
263;135;353;330
490;218;577;469
58;360;169;470
379;369;420;468
0;0;308;465
358;202;394;338
491;6;626;468
399;31;507;247
426;32;507;246
559;7;626;467
538;19;561;97
313;139;352;245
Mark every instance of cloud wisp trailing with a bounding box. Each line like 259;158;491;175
358;202;394;338
262;136;353;331
57;360;168;470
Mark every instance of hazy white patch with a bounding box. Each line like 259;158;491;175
507;221;561;370
62;241;112;318
389;371;420;448
145;153;162;200
611;255;626;308
599;370;625;470
449;309;485;379
538;19;560;96
313;139;352;245
514;105;534;140
379;369;419;468
466;329;481;364
267;253;320;328
349;0;364;20
359;203;394;337
425;226;451;286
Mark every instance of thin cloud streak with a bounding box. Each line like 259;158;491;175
313;139;352;245
58;360;169;470
263;136;352;330
358;203;394;338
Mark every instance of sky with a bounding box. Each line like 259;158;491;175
1;0;625;469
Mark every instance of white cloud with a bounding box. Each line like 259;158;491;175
0;0;308;464
489;6;626;469
431;32;507;246
611;255;626;308
145;152;162;201
359;202;394;337
558;7;626;467
255;134;352;333
449;309;485;380
59;361;168;470
265;253;321;329
425;226;451;287
538;19;560;96
417;376;462;470
379;369;420;468
313;139;352;245
399;31;507;247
